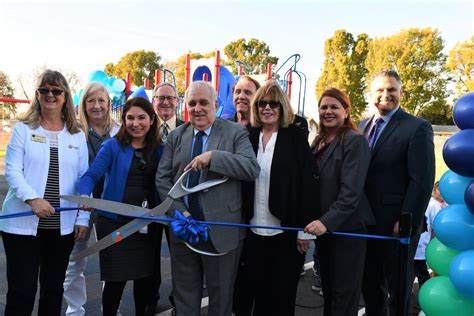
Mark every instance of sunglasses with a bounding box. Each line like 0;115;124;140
256;100;281;109
37;88;64;96
134;150;147;170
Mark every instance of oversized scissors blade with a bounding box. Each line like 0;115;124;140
60;195;170;220
69;198;174;260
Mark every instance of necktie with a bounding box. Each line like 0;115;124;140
161;122;169;141
367;117;384;150
187;131;205;220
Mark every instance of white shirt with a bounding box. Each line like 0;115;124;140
0;122;90;236
250;132;283;236
415;197;445;260
162;115;177;131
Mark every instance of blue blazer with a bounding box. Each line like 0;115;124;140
80;138;163;209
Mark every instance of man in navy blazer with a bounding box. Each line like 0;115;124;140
359;70;435;316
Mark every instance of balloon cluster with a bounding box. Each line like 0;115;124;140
419;92;474;316
73;70;126;109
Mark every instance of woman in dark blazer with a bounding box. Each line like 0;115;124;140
238;80;317;316
304;88;375;316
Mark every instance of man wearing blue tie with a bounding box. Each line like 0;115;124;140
156;81;260;316
359;70;435;316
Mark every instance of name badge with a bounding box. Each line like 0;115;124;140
31;134;46;143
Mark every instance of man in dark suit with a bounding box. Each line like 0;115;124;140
152;82;184;142
149;82;185;313
360;70;435;316
156;81;260;316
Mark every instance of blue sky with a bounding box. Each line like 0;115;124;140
1;0;472;118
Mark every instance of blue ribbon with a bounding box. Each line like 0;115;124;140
0;207;79;219
169;211;209;245
136;212;410;245
2;207;409;245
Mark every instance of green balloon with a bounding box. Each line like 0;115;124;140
419;276;474;316
426;237;461;275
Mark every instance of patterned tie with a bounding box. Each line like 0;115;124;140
187;131;205;220
367;117;384;150
161;122;169;141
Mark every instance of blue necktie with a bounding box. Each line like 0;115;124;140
367;117;384;150
188;131;205;220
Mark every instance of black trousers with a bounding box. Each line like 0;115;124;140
2;230;75;316
148;223;175;307
362;233;420;316
318;230;367;316
413;260;430;288
235;230;304;316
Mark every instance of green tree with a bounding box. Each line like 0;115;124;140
104;50;161;88
446;36;474;99
224;38;278;74
163;51;216;95
0;71;18;119
316;30;371;122
365;28;449;116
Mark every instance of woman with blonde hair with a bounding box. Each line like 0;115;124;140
236;80;317;315
1;69;89;316
63;82;120;316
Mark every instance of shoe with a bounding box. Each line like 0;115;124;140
311;284;322;291
311;273;322;291
300;267;306;276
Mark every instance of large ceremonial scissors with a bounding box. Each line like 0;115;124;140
61;169;227;260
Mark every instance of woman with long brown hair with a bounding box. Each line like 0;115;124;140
304;88;375;316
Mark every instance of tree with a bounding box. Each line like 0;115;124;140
446;36;474;99
224;38;278;74
163;51;216;95
365;28;449;116
0;71;17;119
316;30;371;122
104;50;161;88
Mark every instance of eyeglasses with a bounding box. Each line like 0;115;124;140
154;96;177;102
256;100;281;109
134;150;147;170
37;88;64;96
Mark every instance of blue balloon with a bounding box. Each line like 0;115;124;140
439;170;473;205
433;204;474;250
453;91;474;130
443;129;474;178
89;70;109;85
449;250;474;299
466;180;474;214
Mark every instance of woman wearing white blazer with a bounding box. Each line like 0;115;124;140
0;70;89;316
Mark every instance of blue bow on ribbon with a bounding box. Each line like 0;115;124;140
169;211;209;245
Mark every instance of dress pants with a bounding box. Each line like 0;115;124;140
243;231;304;316
317;230;367;316
170;239;242;316
362;233;420;316
2;230;75;316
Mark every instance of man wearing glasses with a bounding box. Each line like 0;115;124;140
152;83;184;142
150;82;184;313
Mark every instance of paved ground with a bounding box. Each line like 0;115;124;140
0;158;423;315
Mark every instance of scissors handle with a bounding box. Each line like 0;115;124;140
168;169;228;199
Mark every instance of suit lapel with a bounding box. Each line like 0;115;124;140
179;124;194;171
318;135;340;171
372;108;403;155
360;116;374;135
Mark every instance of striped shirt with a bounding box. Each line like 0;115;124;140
38;131;61;229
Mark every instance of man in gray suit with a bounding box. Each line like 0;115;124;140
156;81;260;316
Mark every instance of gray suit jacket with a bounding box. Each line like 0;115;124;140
156;118;260;253
316;130;375;232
